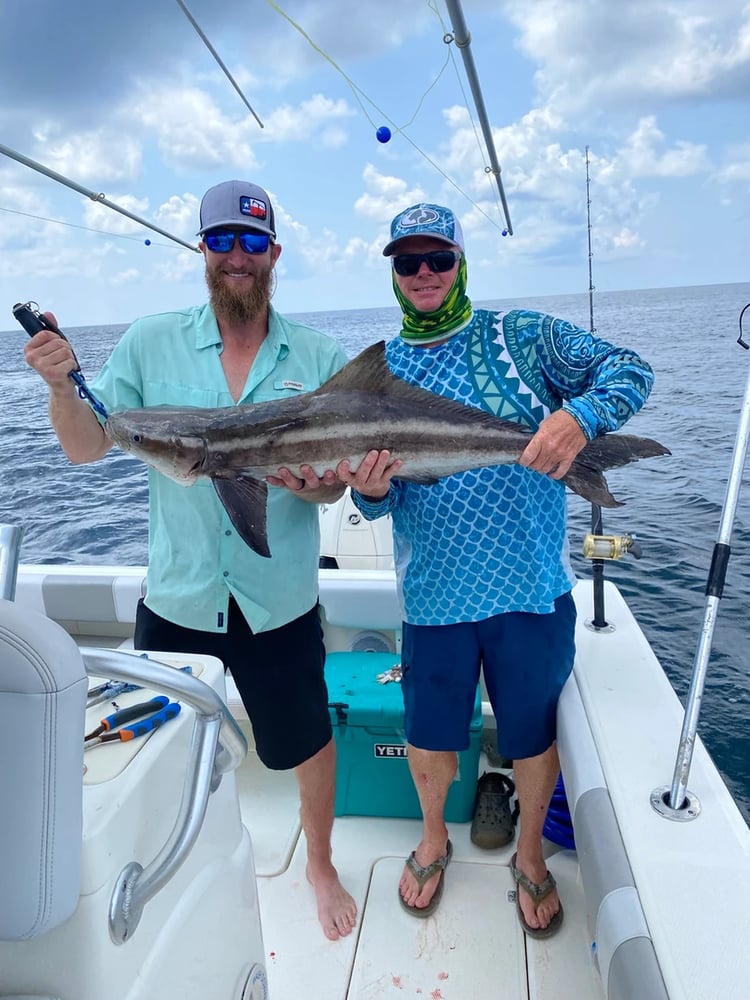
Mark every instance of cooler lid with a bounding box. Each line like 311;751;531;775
325;652;404;729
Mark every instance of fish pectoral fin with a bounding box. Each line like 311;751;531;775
213;476;271;558
561;463;622;508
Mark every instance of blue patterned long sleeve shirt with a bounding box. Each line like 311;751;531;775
352;309;654;625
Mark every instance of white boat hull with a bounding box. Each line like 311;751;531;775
1;563;749;999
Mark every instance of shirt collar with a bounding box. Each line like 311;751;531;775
195;303;289;363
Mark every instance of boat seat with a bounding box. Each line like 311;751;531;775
0;599;87;941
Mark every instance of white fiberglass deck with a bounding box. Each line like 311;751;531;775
237;723;600;1000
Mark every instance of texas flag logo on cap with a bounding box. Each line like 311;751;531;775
240;196;267;221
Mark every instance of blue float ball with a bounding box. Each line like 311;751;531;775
501;230;508;237
144;239;151;245
376;126;392;143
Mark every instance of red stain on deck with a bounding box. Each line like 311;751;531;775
430;990;444;999
391;974;403;988
438;972;448;980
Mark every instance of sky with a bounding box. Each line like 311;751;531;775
0;0;748;328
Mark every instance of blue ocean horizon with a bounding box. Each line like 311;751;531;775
2;280;749;822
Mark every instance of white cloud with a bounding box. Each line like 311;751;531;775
501;0;750;112
620;117;711;177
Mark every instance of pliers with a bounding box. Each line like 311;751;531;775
84;696;181;749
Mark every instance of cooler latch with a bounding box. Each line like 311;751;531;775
328;701;349;729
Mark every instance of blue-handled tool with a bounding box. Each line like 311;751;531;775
84;697;181;748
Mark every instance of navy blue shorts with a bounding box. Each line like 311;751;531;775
400;592;576;760
134;598;332;770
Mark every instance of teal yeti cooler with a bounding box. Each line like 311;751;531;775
325;651;482;821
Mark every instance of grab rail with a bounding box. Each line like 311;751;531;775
80;648;247;943
0;525;23;601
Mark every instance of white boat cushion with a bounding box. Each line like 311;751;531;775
0;599;87;940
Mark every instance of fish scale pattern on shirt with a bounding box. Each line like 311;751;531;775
382;311;575;626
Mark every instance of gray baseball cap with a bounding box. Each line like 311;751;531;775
197;180;276;237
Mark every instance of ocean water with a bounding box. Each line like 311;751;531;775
2;281;749;823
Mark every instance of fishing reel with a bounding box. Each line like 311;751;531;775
582;532;642;561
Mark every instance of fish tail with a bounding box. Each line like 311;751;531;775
562;432;671;508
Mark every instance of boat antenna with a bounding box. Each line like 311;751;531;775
0;143;200;254
442;0;513;236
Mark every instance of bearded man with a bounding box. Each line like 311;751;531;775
23;180;357;942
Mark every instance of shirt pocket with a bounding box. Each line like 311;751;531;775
141;381;226;407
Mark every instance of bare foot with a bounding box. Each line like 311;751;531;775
513;853;560;931
307;863;357;941
399;838;449;911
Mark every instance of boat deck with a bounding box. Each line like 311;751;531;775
238;723;601;1000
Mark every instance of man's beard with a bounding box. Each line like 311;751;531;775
205;263;274;324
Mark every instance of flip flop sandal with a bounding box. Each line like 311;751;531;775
470;771;517;849
510;851;564;938
398;839;453;918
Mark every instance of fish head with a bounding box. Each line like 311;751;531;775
105;407;208;485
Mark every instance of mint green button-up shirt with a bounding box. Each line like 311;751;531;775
92;304;347;633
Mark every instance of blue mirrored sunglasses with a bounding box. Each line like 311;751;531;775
391;250;461;277
203;230;271;254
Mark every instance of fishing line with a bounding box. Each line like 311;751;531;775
0;206;180;250
265;0;450;135
266;0;508;235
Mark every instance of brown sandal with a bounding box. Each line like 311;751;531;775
510;851;564;938
399;840;453;918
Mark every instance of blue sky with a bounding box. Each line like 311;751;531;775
0;0;748;327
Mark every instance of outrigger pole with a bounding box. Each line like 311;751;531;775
0;143;201;253
443;0;513;236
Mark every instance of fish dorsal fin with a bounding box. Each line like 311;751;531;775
317;340;538;431
316;341;401;396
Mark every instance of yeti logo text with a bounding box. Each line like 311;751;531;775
374;743;408;758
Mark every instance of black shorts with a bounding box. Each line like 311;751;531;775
134;598;332;770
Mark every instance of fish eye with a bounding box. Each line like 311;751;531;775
132;433;142;443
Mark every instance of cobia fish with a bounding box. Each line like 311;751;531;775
105;340;670;558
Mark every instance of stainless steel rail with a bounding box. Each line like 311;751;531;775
0;525;23;601
81;648;247;943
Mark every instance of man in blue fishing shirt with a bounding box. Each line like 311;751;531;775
338;203;655;935
24;179;358;942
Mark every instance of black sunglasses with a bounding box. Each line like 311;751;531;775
203;230;271;254
391;250;461;277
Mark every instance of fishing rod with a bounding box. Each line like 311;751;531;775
654;302;750;820
0;142;200;254
580;146;641;631
442;0;513;236
585;145;596;336
12;301;109;419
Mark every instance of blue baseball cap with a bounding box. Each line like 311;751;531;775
382;203;464;256
197;180;276;238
